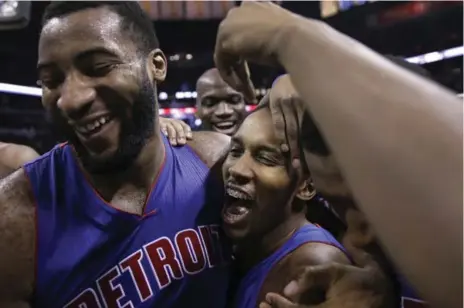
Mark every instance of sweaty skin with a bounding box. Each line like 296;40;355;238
196;68;247;136
0;143;39;179
0;5;231;307
222;108;349;306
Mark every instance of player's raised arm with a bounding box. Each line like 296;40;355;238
0;170;35;307
271;16;462;308
214;3;462;307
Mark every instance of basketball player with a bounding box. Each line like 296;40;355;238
222;101;350;307
0;2;233;307
261;58;433;308
260;75;420;308
0;142;39;179
196;68;247;136
214;3;462;307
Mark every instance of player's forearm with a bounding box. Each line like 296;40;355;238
277;21;462;308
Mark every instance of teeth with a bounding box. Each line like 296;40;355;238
76;116;111;134
226;187;253;201
216;122;235;129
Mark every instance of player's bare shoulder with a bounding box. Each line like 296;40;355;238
0;168;35;305
187;131;230;168
0;142;39;179
290;241;350;268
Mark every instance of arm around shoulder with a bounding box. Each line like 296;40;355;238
0;169;35;306
187;131;231;168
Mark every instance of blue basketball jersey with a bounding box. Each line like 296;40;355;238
233;224;347;308
23;135;232;308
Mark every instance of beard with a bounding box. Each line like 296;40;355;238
47;73;157;174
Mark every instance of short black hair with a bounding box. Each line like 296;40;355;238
384;54;431;79
42;1;159;55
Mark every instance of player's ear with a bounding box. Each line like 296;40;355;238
296;179;316;201
147;48;167;83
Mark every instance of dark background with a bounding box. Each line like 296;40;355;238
0;1;462;154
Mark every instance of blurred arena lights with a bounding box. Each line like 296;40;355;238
0;46;462;116
406;46;464;65
0;82;258;116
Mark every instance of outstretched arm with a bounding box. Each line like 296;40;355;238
214;3;462;307
277;18;462;308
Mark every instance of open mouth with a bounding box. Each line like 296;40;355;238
74;115;114;139
213;121;237;134
222;186;254;225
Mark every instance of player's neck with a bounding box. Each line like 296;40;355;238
88;131;165;193
235;214;307;272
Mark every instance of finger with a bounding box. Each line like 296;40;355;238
284;264;342;298
280;100;300;159
165;124;178;146
214;28;256;103
181;122;193;139
283;101;305;179
264;293;298;308
172;122;187;145
232;60;257;104
213;22;240;93
259;302;272;308
160;123;168;137
214;50;238;91
269;92;287;153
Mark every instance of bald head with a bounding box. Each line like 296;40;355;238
196;68;247;136
196;68;225;89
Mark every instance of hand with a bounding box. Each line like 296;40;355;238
159;117;192;146
259;263;395;308
214;1;305;103
268;75;353;199
263;75;306;181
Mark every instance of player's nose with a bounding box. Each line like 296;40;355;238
215;102;234;118
57;72;96;120
228;155;253;184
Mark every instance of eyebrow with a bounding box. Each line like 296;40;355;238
37;47;119;71
257;144;282;155
231;136;282;154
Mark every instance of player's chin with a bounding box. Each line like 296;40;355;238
222;224;250;242
221;211;252;242
81;141;120;162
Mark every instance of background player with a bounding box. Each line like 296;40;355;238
222;102;351;307
196;68;247;136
